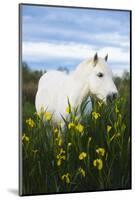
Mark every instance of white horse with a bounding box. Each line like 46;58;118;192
35;53;118;122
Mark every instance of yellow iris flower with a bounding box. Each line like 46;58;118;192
78;167;86;177
56;148;66;166
61;173;71;184
93;159;103;170
79;152;87;160
26;118;35;128
96;148;105;157
22;133;30;142
92;112;101;120
68;122;75;129
66;106;71;114
98;101;103;107
44;111;52;121
75;124;84;133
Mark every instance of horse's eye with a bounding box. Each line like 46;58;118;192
97;72;103;78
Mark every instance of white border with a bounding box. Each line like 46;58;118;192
0;0;134;199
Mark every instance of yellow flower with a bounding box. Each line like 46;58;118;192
56;135;63;146
66;106;71;114
78;167;86;177
68;122;75;129
56;154;66;161
57;159;62;166
54;128;58;135
79;152;87;160
44;111;52;121
92;112;101;120
93;159;103;170
61;173;71;184
61;155;66;160
22;133;30;142
115;105;119;113
98;101;103;107
56;148;66;166
75;124;84;133
107;125;112;133
60;148;66;154
96;148;105;157
26;118;35;128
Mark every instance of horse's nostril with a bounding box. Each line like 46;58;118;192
107;94;112;103
107;93;117;103
113;93;117;100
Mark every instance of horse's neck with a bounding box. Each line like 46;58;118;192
71;66;90;106
73;59;91;81
76;82;89;106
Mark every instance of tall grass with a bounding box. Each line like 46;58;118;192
22;90;131;195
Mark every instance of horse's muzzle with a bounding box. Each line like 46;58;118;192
107;93;118;103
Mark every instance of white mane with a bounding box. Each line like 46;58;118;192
35;54;118;122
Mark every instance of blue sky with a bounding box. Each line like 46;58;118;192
22;5;130;76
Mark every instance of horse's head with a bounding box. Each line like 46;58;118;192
87;53;118;103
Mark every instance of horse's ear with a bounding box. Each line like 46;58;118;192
105;54;108;62
93;53;98;66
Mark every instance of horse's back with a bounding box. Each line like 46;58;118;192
38;70;68;90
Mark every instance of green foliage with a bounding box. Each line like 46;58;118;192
22;62;44;104
22;62;45;84
22;97;130;194
21;63;131;195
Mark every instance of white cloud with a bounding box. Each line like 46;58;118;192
23;41;93;60
23;10;129;36
22;41;130;64
22;8;130;77
23;21;129;49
